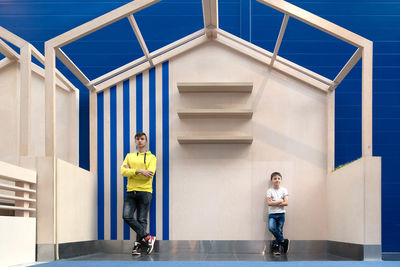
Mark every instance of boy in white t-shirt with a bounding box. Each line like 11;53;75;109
266;172;289;255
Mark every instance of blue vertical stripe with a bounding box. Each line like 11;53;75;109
97;92;104;240
149;67;157;236
110;86;117;240
162;61;170;240
122;79;130;240
136;74;143;133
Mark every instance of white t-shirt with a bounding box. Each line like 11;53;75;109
266;187;288;214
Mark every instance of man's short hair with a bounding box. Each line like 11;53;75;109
134;132;147;140
270;172;282;180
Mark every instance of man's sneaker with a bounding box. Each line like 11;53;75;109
131;242;141;256
272;244;281;256
143;235;156;254
282;239;290;254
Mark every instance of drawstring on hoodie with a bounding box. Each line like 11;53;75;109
137;152;147;164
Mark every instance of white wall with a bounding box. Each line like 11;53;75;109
56;158;97;243
169;42;328;240
0;62;79;166
0;216;36;266
327;156;381;245
0;62;19;165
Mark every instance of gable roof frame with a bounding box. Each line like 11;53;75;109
43;0;373;167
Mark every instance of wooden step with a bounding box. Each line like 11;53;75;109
177;109;253;119
177;82;253;93
177;136;253;144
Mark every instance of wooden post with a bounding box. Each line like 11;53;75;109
327;90;335;172
90;90;98;173
45;43;56;157
362;42;373;156
19;44;32;157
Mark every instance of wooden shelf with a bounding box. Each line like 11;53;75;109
177;82;253;93
178;109;253;119
177;136;253;144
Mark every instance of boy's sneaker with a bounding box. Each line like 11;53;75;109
131;242;141;256
282;239;290;254
143;235;156;254
272;244;281;256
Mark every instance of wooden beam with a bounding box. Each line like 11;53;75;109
19;44;32;156
362;42;373;156
30;45;77;92
45;43;57;157
95;35;208;92
327;90;335;172
0;38;19;60
0;57;14;70
89;29;204;87
55;48;92;89
128;15;153;66
270;14;289;66
256;0;369;47
202;0;219;28
329;48;362;91
90;56;147;86
89;90;97;173
0;26;26;48
31;63;72;92
47;0;161;48
216;29;331;91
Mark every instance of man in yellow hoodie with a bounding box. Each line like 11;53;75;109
121;132;157;255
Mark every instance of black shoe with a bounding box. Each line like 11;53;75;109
131;242;141;256
143;235;156;255
272;244;281;256
281;239;290;254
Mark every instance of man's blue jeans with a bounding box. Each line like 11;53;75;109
268;213;285;244
123;191;152;241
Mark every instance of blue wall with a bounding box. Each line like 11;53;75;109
1;0;399;252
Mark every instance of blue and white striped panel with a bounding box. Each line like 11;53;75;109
97;62;170;241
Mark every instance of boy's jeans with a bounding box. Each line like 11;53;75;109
268;213;285;245
123;191;152;241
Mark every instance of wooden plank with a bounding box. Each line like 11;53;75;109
0;161;36;184
178;136;253;144
215;31;331;91
90;30;204;87
128;15;153;65
327;90;335;172
362;42;373;156
0;205;35;212
0;38;19;60
256;0;369;47
55;48;91;89
89;91;97;174
31;63;71;92
177;109;253;119
47;0;161;48
329;48;362;91
44;43;57;157
0;26;26;47
216;28;332;86
19;45;32;157
202;0;219;28
0;183;36;194
177;82;253;93
0;194;36;203
96;35;207;92
149;29;205;59
30;45;77;92
0;57;15;70
270;14;289;66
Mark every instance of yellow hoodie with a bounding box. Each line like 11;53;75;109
120;151;157;193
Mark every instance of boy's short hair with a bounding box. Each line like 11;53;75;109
270;172;282;180
134;132;147;140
